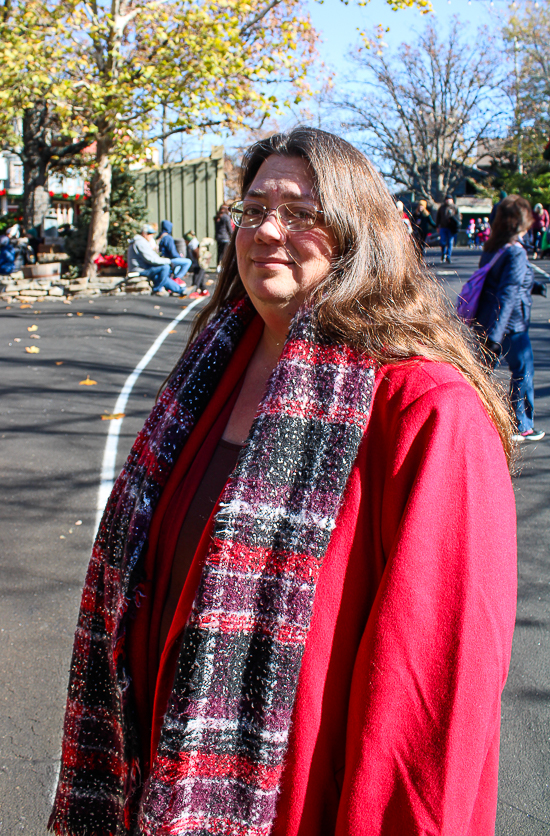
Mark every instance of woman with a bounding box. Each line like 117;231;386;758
50;128;516;836
475;195;545;442
411;198;436;253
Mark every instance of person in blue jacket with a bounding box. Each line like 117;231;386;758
475;195;545;442
0;232;16;275
157;220;192;283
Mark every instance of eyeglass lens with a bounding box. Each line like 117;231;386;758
231;201;318;230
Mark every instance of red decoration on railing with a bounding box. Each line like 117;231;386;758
94;253;127;269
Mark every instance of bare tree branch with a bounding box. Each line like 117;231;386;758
337;18;505;201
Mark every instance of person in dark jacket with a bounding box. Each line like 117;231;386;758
435;195;461;264
158;220;192;283
214;204;233;269
411;199;436;253
475;195;545;441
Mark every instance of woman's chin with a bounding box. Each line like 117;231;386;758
244;273;300;306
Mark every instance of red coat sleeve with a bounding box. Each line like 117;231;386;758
336;364;517;836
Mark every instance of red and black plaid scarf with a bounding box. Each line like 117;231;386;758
49;298;376;836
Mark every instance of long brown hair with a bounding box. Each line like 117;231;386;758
188;127;514;465
485;195;533;252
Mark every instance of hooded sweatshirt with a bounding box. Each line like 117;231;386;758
127;234;170;273
158;220;181;260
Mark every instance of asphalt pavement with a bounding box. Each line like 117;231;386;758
1;249;550;834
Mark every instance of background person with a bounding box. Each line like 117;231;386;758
0;229;16;275
127;224;187;296
436;193;461;263
411;198;436;253
185;229;209;297
50;127;516;836
395;199;412;233
531;203;549;259
214;203;233;270
157;219;192;284
466;217;476;248
475;195;545;442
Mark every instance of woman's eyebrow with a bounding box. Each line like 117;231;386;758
245;188;315;201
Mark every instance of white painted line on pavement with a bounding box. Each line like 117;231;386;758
94;298;203;533
532;262;550;279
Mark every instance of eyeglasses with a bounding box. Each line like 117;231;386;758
230;200;325;231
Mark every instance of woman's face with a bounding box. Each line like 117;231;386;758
235;155;338;318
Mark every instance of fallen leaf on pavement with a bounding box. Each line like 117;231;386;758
77;312;83;316
67;313;73;317
60;535;66;539
106;328;112;333
14;337;21;342
159;312;164;316
28;324;38;331
79;375;97;385
55;361;63;365
20;304;32;309
101;413;125;420
154;305;160;309
169;329;177;334
30;334;40;339
94;316;100;320
25;346;40;353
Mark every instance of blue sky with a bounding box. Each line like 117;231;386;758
165;0;509;161
308;0;505;77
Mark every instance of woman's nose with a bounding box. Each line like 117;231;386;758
254;211;285;243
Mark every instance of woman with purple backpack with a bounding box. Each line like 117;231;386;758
475;195;545;442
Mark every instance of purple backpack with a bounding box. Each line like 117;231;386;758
456;245;510;322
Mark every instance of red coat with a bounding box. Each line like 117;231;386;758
272;361;516;836
131;351;516;835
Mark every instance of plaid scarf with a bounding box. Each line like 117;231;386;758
49;297;376;836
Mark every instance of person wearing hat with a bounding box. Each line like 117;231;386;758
127;224;187;295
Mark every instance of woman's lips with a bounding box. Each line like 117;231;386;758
251;256;293;266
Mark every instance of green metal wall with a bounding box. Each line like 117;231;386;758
136;147;224;240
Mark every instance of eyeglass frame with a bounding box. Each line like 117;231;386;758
229;199;327;232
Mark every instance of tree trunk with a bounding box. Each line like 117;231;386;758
83;136;112;279
21;103;51;232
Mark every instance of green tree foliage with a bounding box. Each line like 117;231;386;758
0;0;433;278
65;166;147;267
0;1;94;229
498;168;550;207
503;0;550;172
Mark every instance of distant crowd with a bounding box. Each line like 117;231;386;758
397;190;550;267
